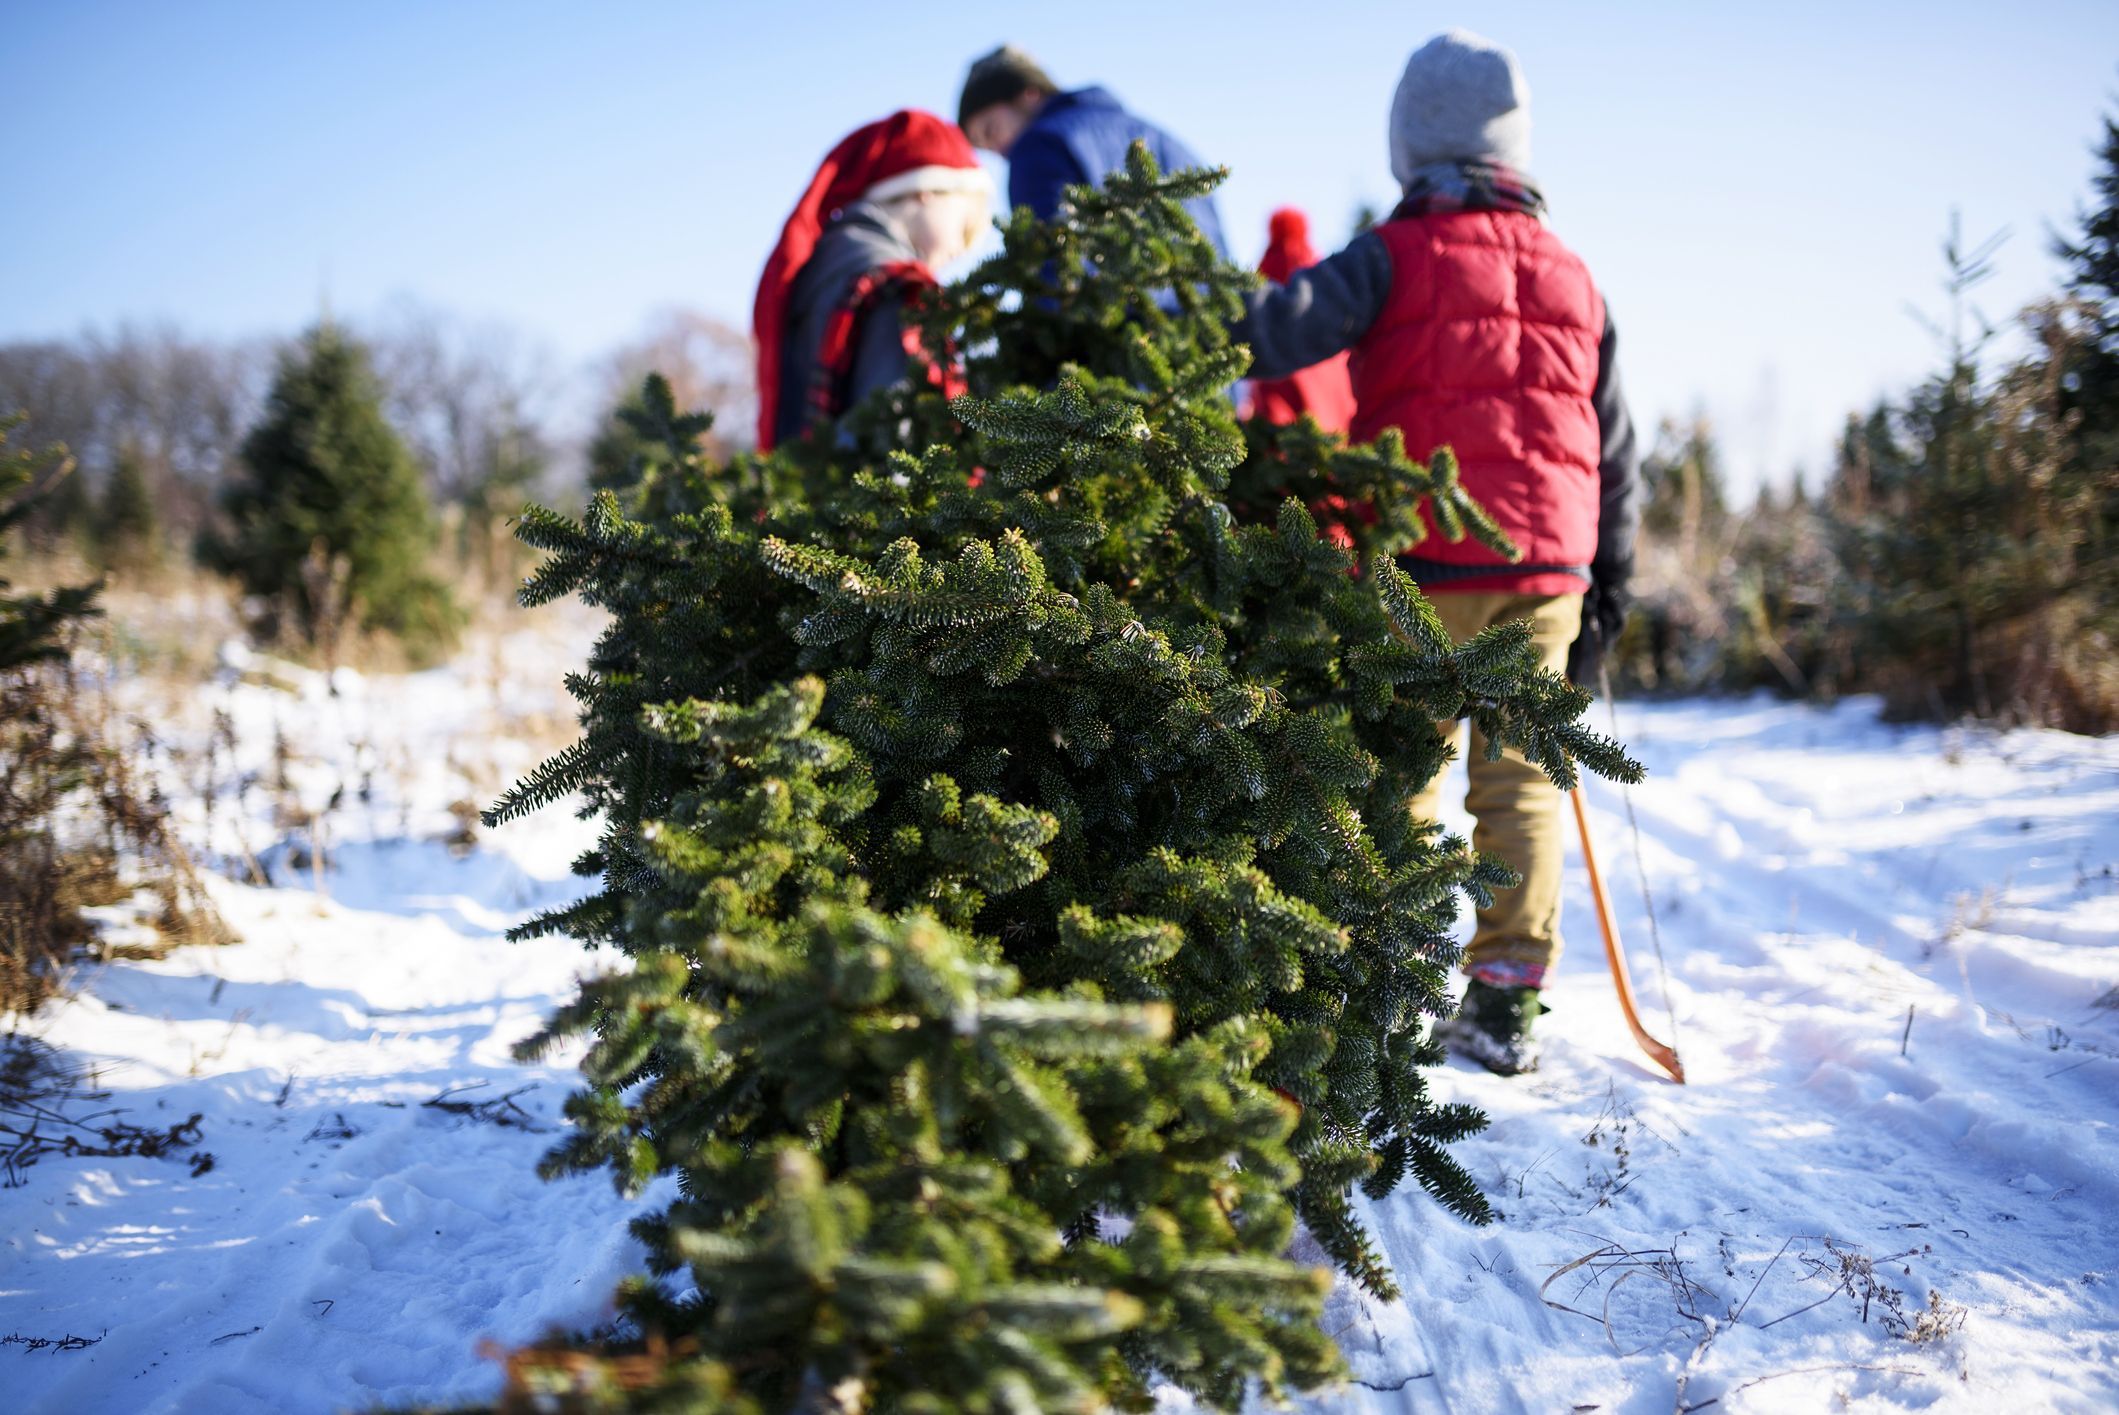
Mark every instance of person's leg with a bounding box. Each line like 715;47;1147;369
1460;592;1584;989
1404;717;1466;839
1402;593;1502;835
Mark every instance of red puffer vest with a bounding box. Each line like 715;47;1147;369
1350;210;1604;596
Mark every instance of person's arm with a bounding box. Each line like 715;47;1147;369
1590;308;1641;589
1233;232;1393;382
1007;127;1089;223
1568;303;1642;686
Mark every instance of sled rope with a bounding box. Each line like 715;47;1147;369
1587;660;1684;1080
1602;664;1682;1058
1622;784;1681;1049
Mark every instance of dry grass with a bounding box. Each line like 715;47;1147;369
0;534;585;1012
2;639;231;1016
0;1034;214;1187
1535;1228;1970;1411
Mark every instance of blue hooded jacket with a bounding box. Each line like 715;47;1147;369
1007;86;1228;255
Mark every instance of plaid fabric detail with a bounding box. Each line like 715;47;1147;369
1469;957;1549;990
809;261;951;429
1392;160;1547;222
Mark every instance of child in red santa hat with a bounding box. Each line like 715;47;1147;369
753;109;990;451
1246;207;1355;435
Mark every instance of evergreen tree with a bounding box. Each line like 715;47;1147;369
2055;110;2119;412
2053;106;2119;613
2;412;225;1015
21;434;93;555
1599;417;1734;693
585;385;656;497
2;412;103;1013
95;440;160;571
490;148;1637;1411
1639;416;1730;547
1722;478;1840;697
0;412;99;670
459;403;546;585
205;324;460;660
1816;209;2118;726
1829;220;2017;716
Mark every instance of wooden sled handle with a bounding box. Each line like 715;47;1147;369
1570;787;1685;1084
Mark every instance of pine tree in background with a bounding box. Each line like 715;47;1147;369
584;385;655;497
1597;415;1840;698
0;412;99;671
488;147;1637;1411
1639;418;1731;551
204;324;460;661
2053;107;2119;616
582;374;794;526
1829;220;2037;719
458;406;546;587
1607;131;2119;728
1702;113;2119;727
1806;203;2119;728
2;412;101;1011
2;412;227;1014
94;440;160;572
20;432;93;556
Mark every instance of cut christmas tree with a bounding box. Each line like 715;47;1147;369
487;146;1640;1412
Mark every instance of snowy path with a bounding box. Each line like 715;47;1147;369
4;674;2116;1413
3;622;678;1414
2;843;669;1414
1292;699;2119;1414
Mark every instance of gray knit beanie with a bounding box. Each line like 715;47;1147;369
1388;29;1531;184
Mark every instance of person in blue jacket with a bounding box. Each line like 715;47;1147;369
957;45;1228;256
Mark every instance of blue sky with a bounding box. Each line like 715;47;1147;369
5;1;2116;495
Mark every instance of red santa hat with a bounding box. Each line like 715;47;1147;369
752;109;983;450
1259;207;1321;284
1252;206;1356;437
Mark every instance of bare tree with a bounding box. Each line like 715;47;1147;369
364;299;560;508
0;326;264;543
598;307;756;459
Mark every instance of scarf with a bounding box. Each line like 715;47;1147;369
1391;159;1546;222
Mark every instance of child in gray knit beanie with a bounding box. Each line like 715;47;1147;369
1389;28;1533;188
1231;29;1644;1078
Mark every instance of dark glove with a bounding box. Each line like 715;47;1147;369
1567;577;1630;689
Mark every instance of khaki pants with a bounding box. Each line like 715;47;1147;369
1407;591;1583;985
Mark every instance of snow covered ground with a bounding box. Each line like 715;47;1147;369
1295;700;2119;1414
4;617;2115;1414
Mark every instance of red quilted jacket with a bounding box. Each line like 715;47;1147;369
1351;210;1604;597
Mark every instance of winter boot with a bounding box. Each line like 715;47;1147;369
1440;979;1545;1076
